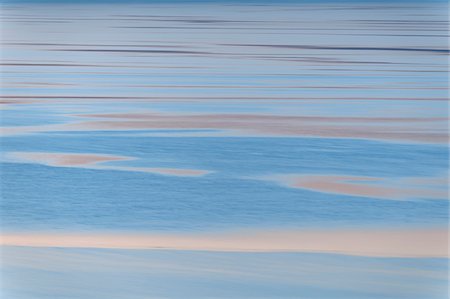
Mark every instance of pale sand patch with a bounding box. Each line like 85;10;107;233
1;112;448;144
0;125;43;136
268;174;448;200
107;166;211;176
0;228;447;258
10;151;131;166
8;152;212;177
65;113;448;144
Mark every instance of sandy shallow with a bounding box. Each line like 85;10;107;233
8;151;212;177
266;174;449;200
1;228;447;258
10;151;132;166
1;111;447;144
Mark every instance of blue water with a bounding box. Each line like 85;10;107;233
1;135;447;232
1;247;448;299
0;1;448;298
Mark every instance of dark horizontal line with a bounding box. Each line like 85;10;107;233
355;20;447;24
52;49;211;54
330;33;450;38
0;63;107;67
1;96;448;101
224;44;450;54
4;42;185;48
115;26;448;33
1;20;70;23
0;63;205;69
130;85;445;90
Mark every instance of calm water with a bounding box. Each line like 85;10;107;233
0;1;448;298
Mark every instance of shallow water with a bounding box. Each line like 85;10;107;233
0;1;448;298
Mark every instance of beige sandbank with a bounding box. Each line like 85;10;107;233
1;111;448;144
66;113;449;144
8;151;211;177
267;174;448;200
1;228;447;258
10;151;131;166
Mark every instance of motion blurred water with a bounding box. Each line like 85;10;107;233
0;1;448;298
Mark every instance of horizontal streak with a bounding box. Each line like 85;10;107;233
225;44;450;54
0;63;111;67
8;151;212;177
9;151;131;166
130;85;445;90
53;49;212;55
1;229;448;258
3;42;185;47
1;96;448;101
0;63;203;69
81;113;447;123
2;111;447;144
264;174;448;200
